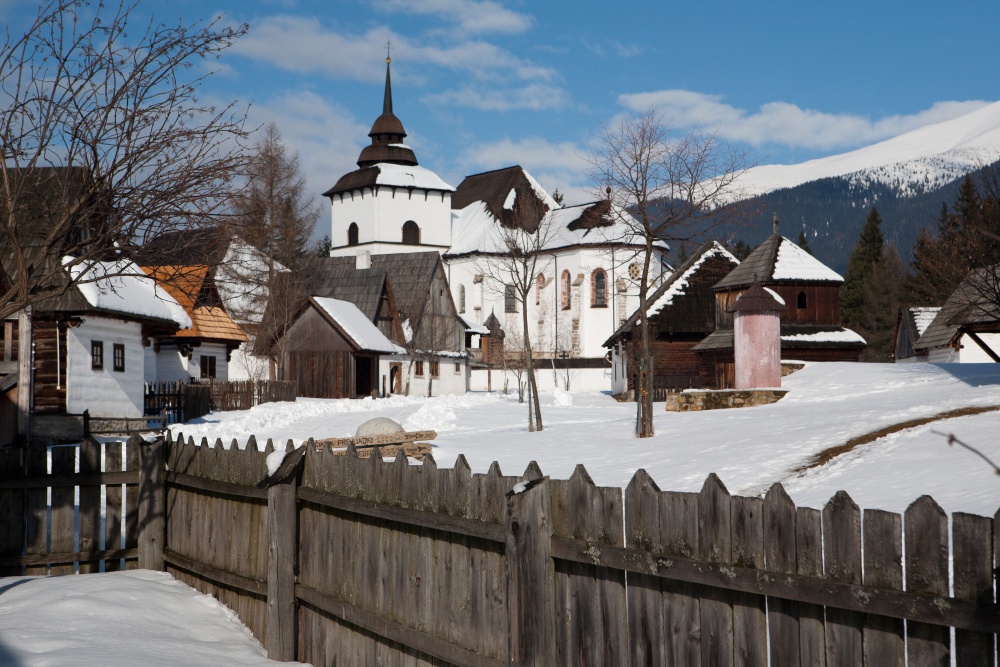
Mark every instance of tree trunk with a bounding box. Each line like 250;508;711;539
636;243;655;438
522;303;543;431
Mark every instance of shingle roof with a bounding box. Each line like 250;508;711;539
729;281;787;313
693;325;866;351
451;166;558;232
133;227;232;267
141;265;247;343
714;233;842;289
914;267;1000;352
304;266;389;320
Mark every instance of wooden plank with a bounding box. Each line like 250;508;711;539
49;446;76;575
138;437;166;571
314;430;437;449
295;583;504;667
0;447;24;576
0;470;137;489
505;476;555;666
660;489;701;666
0;548;139;568
165;471;268;500
78;438;102;573
104;441;124;571
24;445;47;576
823;491;863;667
699;474;733;667
952;512;994;666
763;484;799;666
124;435;141;570
164;548;267;597
905;496;950;667
266;472;298;661
731;495;766;667
796;507;825;666
862;509;904;666
297;486;502;542
624;469;665;666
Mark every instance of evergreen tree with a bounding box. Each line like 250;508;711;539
797;230;813;255
841;206;885;327
731;239;751;261
858;244;906;362
677;243;689;263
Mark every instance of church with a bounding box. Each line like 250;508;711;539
321;56;668;393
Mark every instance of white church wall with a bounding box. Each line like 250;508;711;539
331;187;453;254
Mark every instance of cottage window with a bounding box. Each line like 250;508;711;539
536;273;545;305
348;222;359;246
113;344;125;372
402;220;420;244
797;291;807;309
504;284;517;313
200;355;217;379
454;362;461;374
459;285;466;313
561;270;571;310
430;361;440;377
91;341;104;370
592;269;608;307
415;360;424;376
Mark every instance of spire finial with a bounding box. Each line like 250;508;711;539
772;212;779;235
385;40;392;64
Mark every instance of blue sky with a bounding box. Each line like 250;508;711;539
8;0;1000;213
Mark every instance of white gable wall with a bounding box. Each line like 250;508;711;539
154;342;231;382
330;187;453;255
66;316;144;417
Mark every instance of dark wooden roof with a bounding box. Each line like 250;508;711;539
323;166;382;198
729;281;787;313
605;241;739;346
566;200;613;232
355;59;417;168
714;233;842;290
914;267;1000;351
133;227;231;267
693;325;866;352
305;266;389;321
451;166;551;231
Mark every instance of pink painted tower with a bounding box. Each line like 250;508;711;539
730;279;786;389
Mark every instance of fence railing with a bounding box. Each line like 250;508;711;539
144;379;295;423
1;433;997;666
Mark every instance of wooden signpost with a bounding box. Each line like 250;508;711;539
313;430;437;460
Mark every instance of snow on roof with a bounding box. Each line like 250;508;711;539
647;242;737;317
911;306;941;336
764;287;786;306
65;257;191;328
312;296;398;353
374;163;455;191
461;316;490;335
521;169;560;210
782;328;866;345
502;188;517;210
772;237;843;282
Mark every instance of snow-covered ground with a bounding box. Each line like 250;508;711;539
0;571;304;667
173;362;1000;517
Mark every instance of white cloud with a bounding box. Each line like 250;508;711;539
423;83;569;111
618;90;991;150
230;16;554;83
372;0;533;34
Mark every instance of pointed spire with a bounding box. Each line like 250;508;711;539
383;51;393;115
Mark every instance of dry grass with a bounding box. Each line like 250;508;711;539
794;404;1000;472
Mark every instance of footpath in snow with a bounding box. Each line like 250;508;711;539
172;362;1000;517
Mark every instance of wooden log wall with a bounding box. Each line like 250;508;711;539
0;437;142;575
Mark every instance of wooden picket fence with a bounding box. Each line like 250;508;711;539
0;432;998;666
144;379;295;423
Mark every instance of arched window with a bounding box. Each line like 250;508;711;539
535;273;545;305
797;291;807;309
459;285;466;313
592;269;607;307
402;220;420;245
561;270;571;310
504;284;517;313
347;222;359;246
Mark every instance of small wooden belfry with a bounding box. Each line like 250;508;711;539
730;277;786;389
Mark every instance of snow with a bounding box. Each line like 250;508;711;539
170;362;1000;516
725;100;1000;201
265;449;286;477
763;287;786;306
0;570;303;666
782;328;867;344
461;316;490;335
912;306;941;336
503;188;518;210
65;257;191;328
646;242;737;317
312;296;398;353
772;238;844;282
373;162;455;191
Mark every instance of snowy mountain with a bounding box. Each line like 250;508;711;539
733;100;1000;200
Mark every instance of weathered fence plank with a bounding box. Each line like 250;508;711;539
952;512;993;666
48;446;75;575
0;447;24;576
138;437;166;570
731;495;766;667
123;436;141;570
796;507;826;667
823;492;863;667
78;438;102;573
861;509;904;666
699;474;733;667
104;441;124;572
660;489;701;666
24;445;47;576
625;470;665;666
905;496;950;667
764;484;799;666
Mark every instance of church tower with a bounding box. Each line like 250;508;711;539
323;55;454;258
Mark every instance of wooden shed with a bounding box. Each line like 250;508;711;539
694;224;865;388
274;296;399;399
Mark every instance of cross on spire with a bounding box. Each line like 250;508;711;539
385;39;392;64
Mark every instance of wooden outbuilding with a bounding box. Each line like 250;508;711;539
694;222;865;388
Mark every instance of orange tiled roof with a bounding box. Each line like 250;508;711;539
142;265;248;343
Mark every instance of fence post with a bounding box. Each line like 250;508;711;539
262;444;306;662
504;476;555;666
138;435;166;570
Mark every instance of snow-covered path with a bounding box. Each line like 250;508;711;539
173;362;1000;516
0;571;305;666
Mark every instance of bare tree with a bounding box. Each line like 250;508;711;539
589;108;753;437
0;0;251;320
476;190;554;432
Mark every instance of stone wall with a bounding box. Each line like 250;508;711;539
664;388;788;412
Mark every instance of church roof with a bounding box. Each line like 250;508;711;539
323;163;454;197
356;58;417;168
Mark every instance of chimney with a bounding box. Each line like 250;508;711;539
356;249;371;270
772;213;780;235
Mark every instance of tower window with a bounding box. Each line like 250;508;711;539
592;269;607;307
459;285;466;313
348;222;359;246
797;291;807;309
505;284;517;313
402;220;420;245
561;270;571;310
